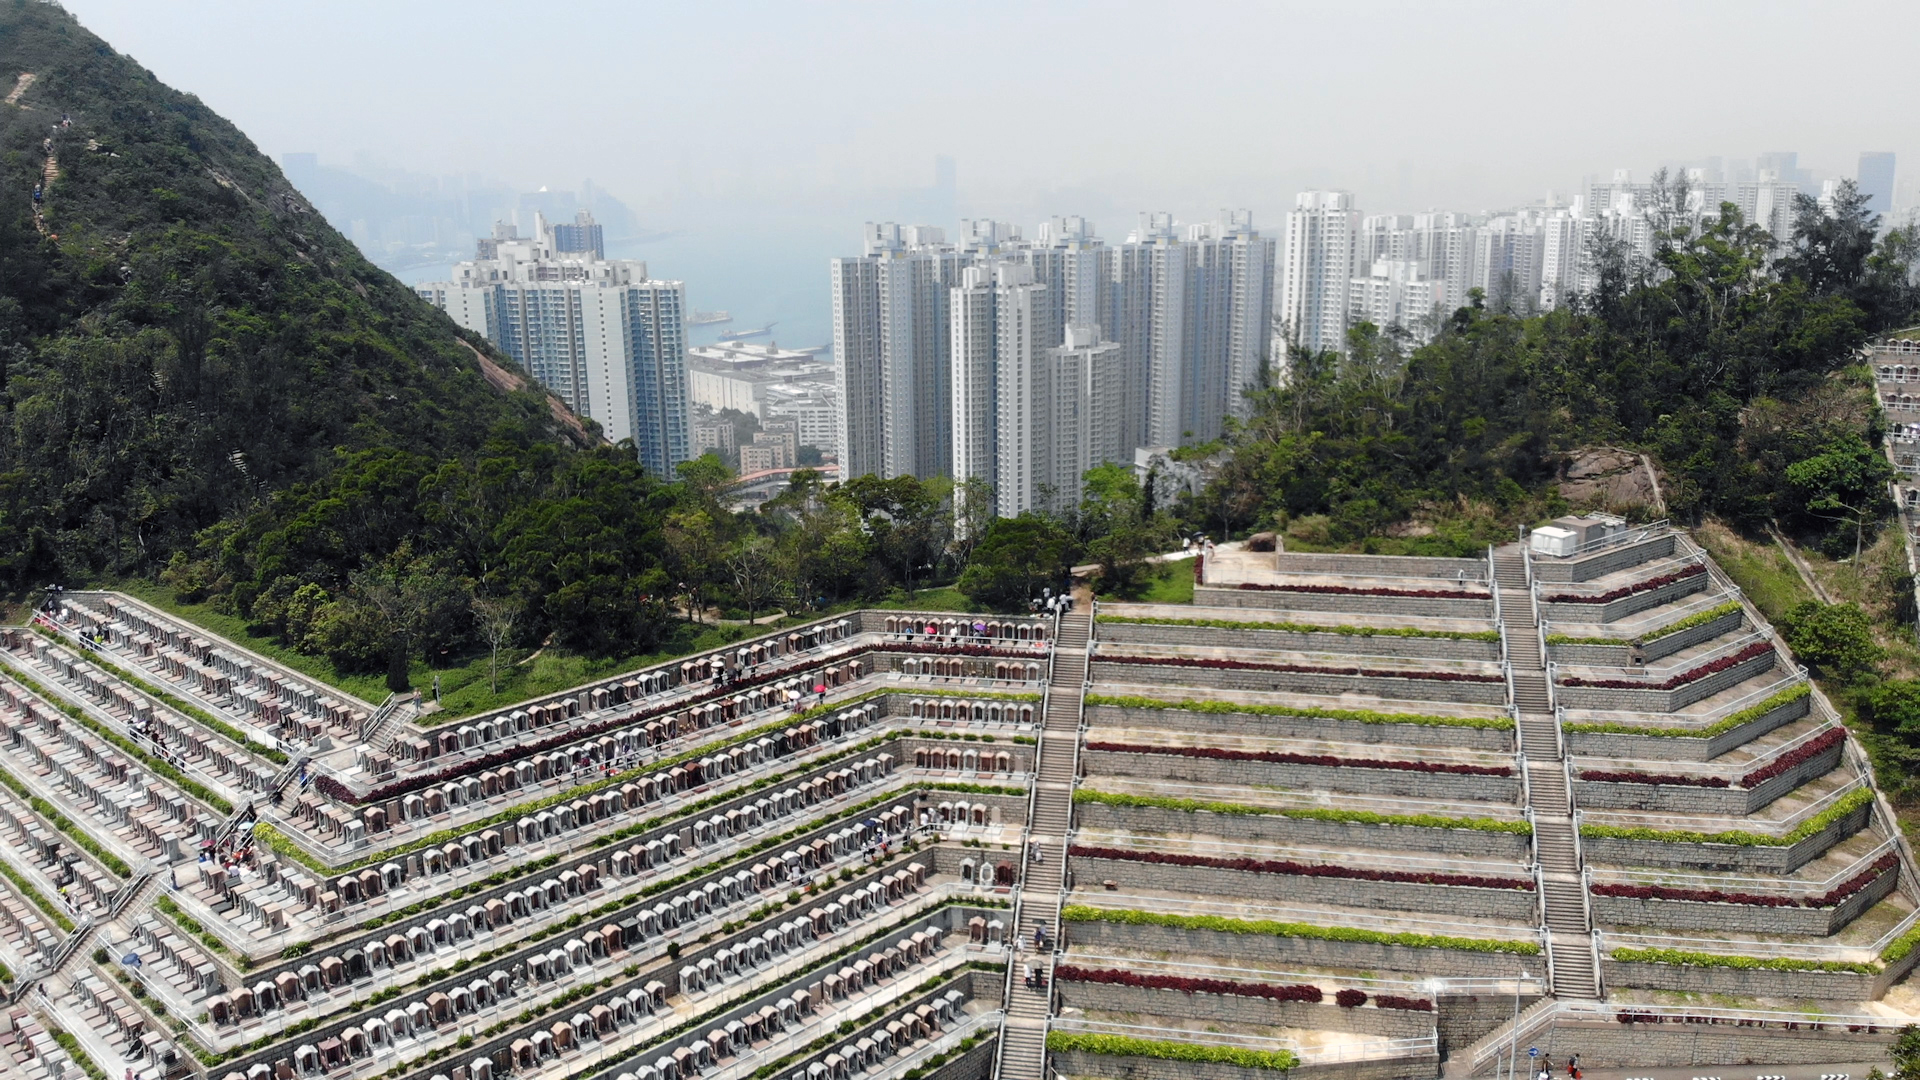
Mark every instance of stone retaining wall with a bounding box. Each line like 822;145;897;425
1554;652;1776;713
1072;802;1534;862
1085;704;1514;752
1052;1049;1440;1080
1591;866;1895;935
1056;981;1435;1039
1600;958;1874;1000
1192;587;1494;620
1082;749;1521;803
1582;800;1872;874
1064;919;1537;980
1531;534;1676;584
1546;610;1744;667
1068;856;1538;921
1566;692;1809;762
1528;1016;1895;1068
1540;574;1709;624
1573;742;1843;814
1092;662;1508;705
1096;622;1501;662
1273;553;1489;580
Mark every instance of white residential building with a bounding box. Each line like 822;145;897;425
1280;191;1360;356
416;215;690;475
1348;258;1444;340
950;262;1048;516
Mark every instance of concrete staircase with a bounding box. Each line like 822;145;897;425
997;606;1090;1080
1495;546;1600;1001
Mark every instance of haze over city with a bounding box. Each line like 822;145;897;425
55;0;1920;348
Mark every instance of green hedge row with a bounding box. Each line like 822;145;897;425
1061;904;1540;955
1609;945;1875;975
1579;788;1872;848
1563;682;1810;740
1045;1031;1298;1071
1097;615;1500;642
1084;694;1513;730
1072;788;1531;834
1546;601;1742;647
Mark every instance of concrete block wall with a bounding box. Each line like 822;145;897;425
1531;533;1676;584
1567;692;1809;762
1582;799;1871;874
1092;662;1509;705
1068;855;1538;921
1193;587;1494;620
1591;866;1896;935
1540;574;1709;624
1096;622;1501;662
1065;918;1537;980
1546;610;1744;667
1072;802;1534;862
1573;742;1842;814
1085;704;1514;753
1555;652;1777;713
1082;748;1522;803
1055;981;1436;1039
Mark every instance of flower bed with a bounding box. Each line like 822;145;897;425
1543;563;1705;604
1046;1032;1297;1072
1608;945;1875;975
1098;654;1504;683
1069;843;1534;891
1085;694;1512;730
1072;788;1531;834
1232;582;1484;599
1578;768;1728;789
1335;989;1368;1007
1547;601;1742;647
1564;682;1809;739
1740;727;1846;788
1559;641;1773;690
1592;853;1894;909
1053;965;1323;1002
1086;740;1512;777
1374;995;1434;1011
1060;905;1540;955
1578;787;1871;847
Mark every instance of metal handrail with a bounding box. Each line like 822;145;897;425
1576;720;1842;783
1606;910;1919;960
1535;550;1706;598
1553;629;1773;680
1572;772;1865;838
1545;589;1740;642
1565;668;1809;730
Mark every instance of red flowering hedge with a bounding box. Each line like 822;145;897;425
1593;853;1896;909
1740;727;1846;788
1578;768;1729;789
1069;844;1534;890
1560;642;1774;690
1373;995;1434;1011
1234;583;1484;600
1086;740;1512;777
1098;654;1504;684
1335;989;1368;1007
1543;564;1706;604
1053;965;1323;1002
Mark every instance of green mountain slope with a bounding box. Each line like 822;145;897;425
0;0;586;589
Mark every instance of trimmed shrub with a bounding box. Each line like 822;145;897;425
1543;564;1705;604
1335;989;1368;1007
1740;727;1846;788
1560;641;1773;690
1609;946;1876;975
1546;601;1742;647
1579;787;1871;848
1053;965;1323;1002
1564;682;1810;740
1045;1032;1297;1071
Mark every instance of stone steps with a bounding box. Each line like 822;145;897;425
1549;933;1599;998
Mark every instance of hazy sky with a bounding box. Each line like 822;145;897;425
54;0;1920;343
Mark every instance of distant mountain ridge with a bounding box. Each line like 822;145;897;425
0;0;588;591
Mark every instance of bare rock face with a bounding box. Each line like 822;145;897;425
1558;447;1665;512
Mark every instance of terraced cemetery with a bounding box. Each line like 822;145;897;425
0;524;1906;1080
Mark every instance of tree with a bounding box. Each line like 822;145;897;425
471;592;522;695
1077;463;1173;595
1891;1024;1920;1080
728;535;778;621
1784;434;1894;558
1779;601;1883;683
956;514;1073;613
